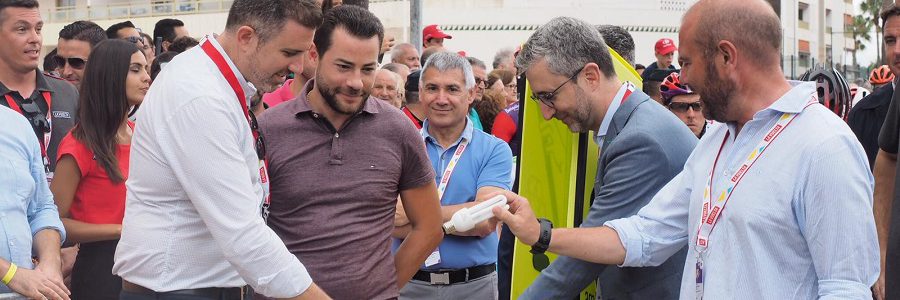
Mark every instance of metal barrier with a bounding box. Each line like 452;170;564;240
45;0;234;23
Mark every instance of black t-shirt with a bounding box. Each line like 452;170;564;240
849;84;893;169
878;82;900;299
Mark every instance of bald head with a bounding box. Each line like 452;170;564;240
683;0;781;67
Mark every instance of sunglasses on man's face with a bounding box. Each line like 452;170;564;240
667;101;703;113
53;55;87;70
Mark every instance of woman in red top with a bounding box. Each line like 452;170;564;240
50;39;150;300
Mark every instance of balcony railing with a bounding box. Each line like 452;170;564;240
44;0;234;23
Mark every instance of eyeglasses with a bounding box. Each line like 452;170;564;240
531;70;580;108
124;36;145;46
248;110;266;160
667;102;703;113
53;55;87;70
474;77;486;87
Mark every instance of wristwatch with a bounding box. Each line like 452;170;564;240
530;218;553;254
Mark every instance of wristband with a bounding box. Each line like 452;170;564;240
2;263;17;285
530;218;553;254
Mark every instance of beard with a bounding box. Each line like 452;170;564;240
246;56;284;94
559;85;594;133
696;63;735;123
316;72;368;115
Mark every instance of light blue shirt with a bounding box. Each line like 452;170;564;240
595;82;630;146
393;118;512;270
605;82;879;299
0;106;65;293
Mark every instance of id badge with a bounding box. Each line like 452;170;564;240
424;250;441;267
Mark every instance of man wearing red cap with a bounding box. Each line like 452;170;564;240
642;38;679;76
423;24;452;48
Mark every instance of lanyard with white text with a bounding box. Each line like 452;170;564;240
200;39;271;220
421;129;469;201
6;92;53;182
693;98;817;299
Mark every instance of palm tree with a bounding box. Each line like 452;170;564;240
850;14;872;68
860;0;884;64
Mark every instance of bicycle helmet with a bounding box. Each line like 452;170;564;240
799;65;851;120
870;65;895;86
659;72;693;105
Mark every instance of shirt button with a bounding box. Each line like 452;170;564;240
334;133;340;138
313;113;319;118
723;170;729;176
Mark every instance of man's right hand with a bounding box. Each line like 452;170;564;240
490;190;541;246
6;267;70;300
285;283;331;300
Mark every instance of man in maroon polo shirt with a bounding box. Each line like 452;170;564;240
257;6;444;300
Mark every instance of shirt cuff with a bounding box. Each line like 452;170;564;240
30;222;66;245
253;257;313;298
816;279;874;299
603;218;644;267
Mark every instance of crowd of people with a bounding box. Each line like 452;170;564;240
3;0;900;299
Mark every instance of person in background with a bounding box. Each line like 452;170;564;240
56;20;107;89
383;62;411;85
152;18;189;52
660;72;706;138
642;38;678;75
166;36;199;54
391;43;421;71
139;32;155;65
373;69;403;108
493;47;517;75
475;88;506;133
51;39;150;300
149;51;178;81
43;49;60;77
487;69;517;107
422;24;451;48
634;63;645;76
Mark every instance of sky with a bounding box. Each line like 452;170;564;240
856;0;879;65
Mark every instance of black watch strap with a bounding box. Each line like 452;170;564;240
530;218;553;254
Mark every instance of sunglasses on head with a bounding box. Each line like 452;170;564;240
53;55;87;70
667;102;703;113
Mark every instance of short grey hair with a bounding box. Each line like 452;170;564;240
516;17;616;78
596;25;635;65
390;43;416;63
467;56;487;70
493;48;514;69
421;51;475;89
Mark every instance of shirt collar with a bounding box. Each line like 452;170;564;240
201;35;257;104
759;81;817;115
594;82;632;144
422;117;474;148
0;72;54;96
290;79;381;117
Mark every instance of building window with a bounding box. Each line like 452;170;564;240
798;3;808;22
799;52;810;68
57;0;75;7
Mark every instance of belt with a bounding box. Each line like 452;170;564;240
122;280;249;300
412;263;496;285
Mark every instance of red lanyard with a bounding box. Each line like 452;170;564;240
693;98;816;299
5;91;53;179
200;39;271;218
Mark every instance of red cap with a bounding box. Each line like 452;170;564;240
655;38;677;55
457;51;467;57
423;24;452;45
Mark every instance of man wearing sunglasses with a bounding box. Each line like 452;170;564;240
496;16;697;299
56;20;106;89
660;72;707;138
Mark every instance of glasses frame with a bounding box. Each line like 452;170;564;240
531;70;581;108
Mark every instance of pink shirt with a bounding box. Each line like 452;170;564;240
262;79;295;108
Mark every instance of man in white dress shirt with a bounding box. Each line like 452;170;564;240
113;1;330;299
494;0;879;299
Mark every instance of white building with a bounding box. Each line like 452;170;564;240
36;0;857;78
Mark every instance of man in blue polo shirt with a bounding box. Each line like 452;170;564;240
393;51;512;299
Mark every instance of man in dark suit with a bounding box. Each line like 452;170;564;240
512;16;697;299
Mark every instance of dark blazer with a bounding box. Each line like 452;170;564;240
520;90;696;300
